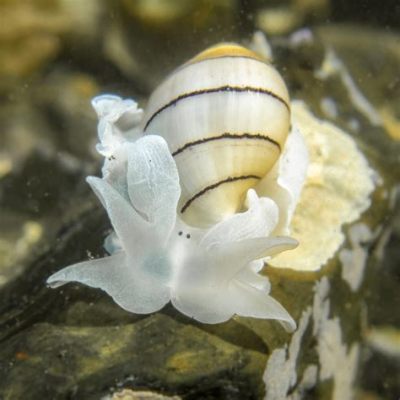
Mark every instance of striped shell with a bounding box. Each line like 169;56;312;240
142;43;290;227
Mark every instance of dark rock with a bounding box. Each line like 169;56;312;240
0;314;266;400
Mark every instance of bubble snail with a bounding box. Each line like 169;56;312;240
47;43;309;331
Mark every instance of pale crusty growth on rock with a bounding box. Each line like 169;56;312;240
263;277;361;400
263;308;312;400
269;101;375;271
313;278;360;400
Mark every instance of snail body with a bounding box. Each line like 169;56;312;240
142;43;290;227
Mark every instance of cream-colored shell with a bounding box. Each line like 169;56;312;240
142;43;290;227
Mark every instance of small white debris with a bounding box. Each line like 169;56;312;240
316;49;382;126
320;97;338;119
250;30;274;61
339;223;372;292
289;28;314;47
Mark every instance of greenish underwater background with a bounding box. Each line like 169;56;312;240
0;1;399;400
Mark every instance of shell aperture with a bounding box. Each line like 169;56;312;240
142;43;291;227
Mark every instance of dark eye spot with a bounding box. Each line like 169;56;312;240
186;234;191;239
178;231;183;236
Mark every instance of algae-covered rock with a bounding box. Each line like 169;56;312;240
0;314;266;399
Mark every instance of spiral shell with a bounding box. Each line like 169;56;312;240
142;43;291;227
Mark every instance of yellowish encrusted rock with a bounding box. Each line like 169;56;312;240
107;388;181;400
379;106;400;141
269;101;375;271
366;326;400;358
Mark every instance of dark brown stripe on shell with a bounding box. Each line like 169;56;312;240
172;132;281;157
180;175;261;214
143;85;290;131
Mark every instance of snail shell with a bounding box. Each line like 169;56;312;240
142;43;290;227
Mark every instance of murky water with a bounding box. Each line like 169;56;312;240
0;1;399;399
